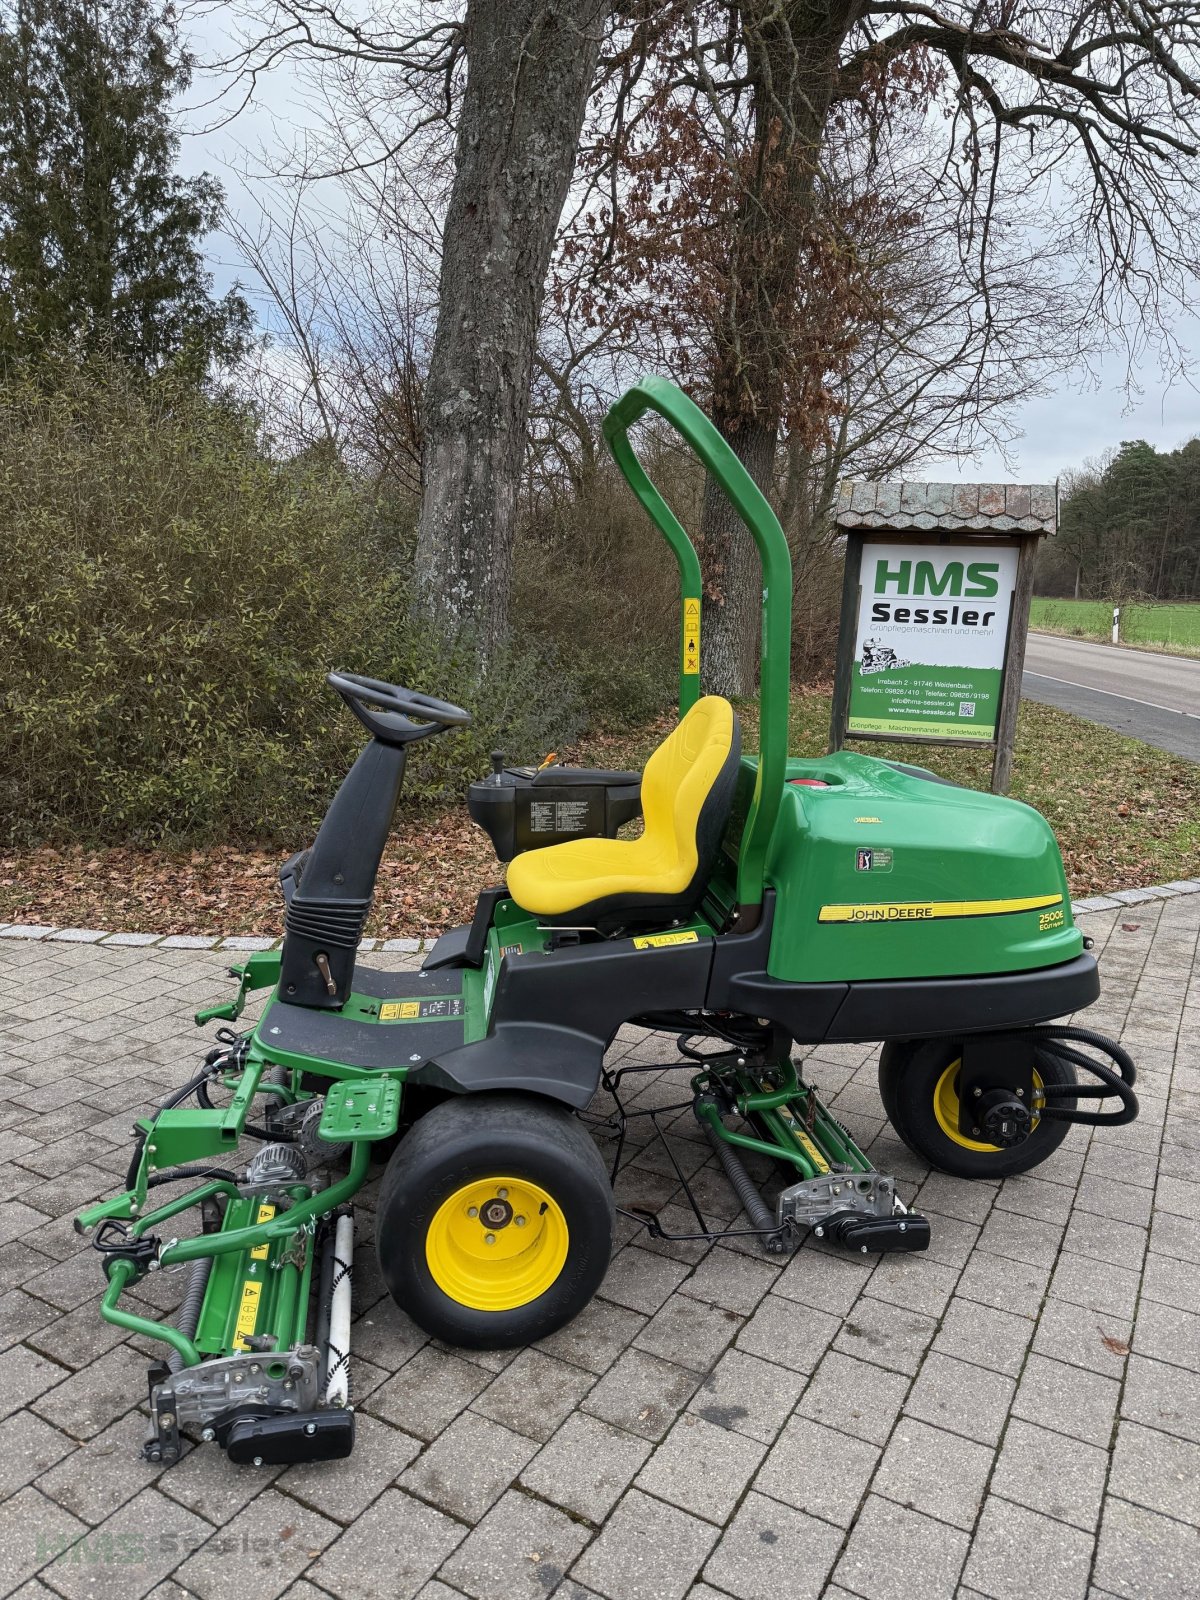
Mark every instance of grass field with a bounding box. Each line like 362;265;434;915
1031;597;1200;654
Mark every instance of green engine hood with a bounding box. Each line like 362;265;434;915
732;752;1080;984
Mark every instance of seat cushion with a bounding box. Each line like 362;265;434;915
507;697;739;927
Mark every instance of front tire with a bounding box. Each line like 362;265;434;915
878;1036;1075;1179
376;1092;614;1348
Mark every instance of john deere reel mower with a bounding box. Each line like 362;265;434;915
75;378;1137;1467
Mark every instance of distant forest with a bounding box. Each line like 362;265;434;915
1039;438;1200;601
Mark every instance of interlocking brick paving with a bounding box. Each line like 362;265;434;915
0;895;1196;1600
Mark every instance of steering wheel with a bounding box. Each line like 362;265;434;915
328;671;472;746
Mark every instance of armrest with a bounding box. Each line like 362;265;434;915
531;767;640;788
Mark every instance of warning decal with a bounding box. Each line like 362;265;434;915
529;798;591;834
633;930;700;949
250;1203;275;1261
379;996;466;1021
233;1279;262;1350
683;598;700;675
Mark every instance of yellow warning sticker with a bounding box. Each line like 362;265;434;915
769;1091;831;1174
380;1000;421;1021
233;1279;262;1350
818;893;1062;925
683;598;700;675
633;930;700;949
785;1119;830;1173
250;1203;275;1260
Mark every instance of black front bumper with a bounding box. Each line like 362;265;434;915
722;952;1101;1045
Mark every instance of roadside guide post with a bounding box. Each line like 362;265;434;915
828;482;1057;795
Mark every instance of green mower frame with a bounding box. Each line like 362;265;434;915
76;378;1138;1468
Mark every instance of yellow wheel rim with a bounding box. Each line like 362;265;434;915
425;1175;569;1312
933;1060;1045;1151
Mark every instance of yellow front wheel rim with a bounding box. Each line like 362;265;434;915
933;1061;1045;1152
425;1175;569;1312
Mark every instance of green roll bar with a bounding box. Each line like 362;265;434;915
602;376;793;923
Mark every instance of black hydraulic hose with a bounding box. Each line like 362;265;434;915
703;1122;788;1255
146;1166;239;1188
156;1071;213;1113
165;1255;214;1373
125;1133;146;1192
1033;1024;1137;1084
1016;1024;1139;1127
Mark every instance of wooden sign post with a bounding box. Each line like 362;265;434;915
828;482;1056;795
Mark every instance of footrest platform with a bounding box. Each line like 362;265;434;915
318;1077;401;1143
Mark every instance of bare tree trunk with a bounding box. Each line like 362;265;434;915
699;420;779;693
414;0;608;652
699;1;865;697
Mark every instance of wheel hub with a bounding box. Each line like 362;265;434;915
480;1197;513;1230
978;1093;1033;1148
933;1060;1045;1152
425;1176;568;1312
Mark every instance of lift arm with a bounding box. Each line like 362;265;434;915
602;375;793;923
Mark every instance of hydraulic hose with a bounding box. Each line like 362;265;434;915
1018;1024;1139;1127
146;1166;239;1188
154;1070;214;1114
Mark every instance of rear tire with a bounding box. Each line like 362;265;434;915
877;1040;918;1136
878;1036;1075;1179
376;1092;614;1348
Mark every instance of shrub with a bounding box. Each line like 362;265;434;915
790;537;844;686
512;436;697;726
0;362;581;845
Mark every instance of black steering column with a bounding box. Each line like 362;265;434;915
278;673;471;1012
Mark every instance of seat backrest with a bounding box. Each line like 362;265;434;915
641;696;740;885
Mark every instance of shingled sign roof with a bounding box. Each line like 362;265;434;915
836;481;1056;535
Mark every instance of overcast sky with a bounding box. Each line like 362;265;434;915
177;35;1200;491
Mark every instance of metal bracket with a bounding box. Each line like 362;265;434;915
146;1346;322;1464
776;1169;896;1231
958;1033;1036;1139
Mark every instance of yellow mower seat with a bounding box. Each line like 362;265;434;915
507;696;741;933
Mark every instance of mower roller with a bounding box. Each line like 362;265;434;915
76;377;1138;1467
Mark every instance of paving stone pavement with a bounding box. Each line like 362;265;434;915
0;897;1198;1600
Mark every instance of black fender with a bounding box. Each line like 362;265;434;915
410;1024;607;1109
413;930;714;1109
410;891;1099;1105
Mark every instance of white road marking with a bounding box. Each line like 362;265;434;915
1023;671;1200;720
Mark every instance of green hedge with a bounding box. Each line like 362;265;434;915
0;363;581;845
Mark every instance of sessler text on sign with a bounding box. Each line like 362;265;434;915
846;541;1019;743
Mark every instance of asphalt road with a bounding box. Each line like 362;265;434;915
1022;632;1200;762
